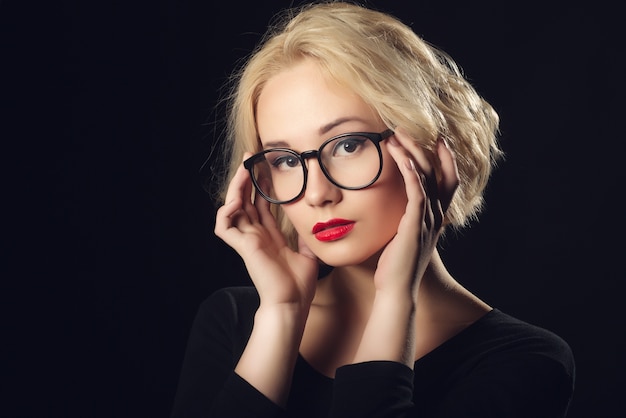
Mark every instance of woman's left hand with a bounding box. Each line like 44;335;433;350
374;127;460;300
353;128;460;366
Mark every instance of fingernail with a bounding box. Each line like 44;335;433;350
388;136;399;146
405;158;416;171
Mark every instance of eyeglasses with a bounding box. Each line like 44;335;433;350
243;129;394;204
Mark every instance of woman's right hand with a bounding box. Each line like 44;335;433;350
214;157;319;406
214;157;319;310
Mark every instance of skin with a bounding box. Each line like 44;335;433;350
214;59;491;407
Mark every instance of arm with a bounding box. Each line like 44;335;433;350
433;317;576;418
354;130;459;366
213;159;319;408
330;131;458;417
330;346;574;418
234;301;309;407
437;354;574;418
170;288;286;418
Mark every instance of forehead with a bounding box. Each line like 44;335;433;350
255;59;379;148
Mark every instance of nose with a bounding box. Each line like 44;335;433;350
303;158;341;206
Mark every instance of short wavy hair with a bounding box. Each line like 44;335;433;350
213;1;502;248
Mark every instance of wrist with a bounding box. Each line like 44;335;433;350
237;302;311;408
354;293;417;366
255;301;311;328
373;288;418;311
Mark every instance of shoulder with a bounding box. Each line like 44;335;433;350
478;310;574;370
191;286;260;360
424;308;574;376
419;308;576;389
196;286;260;325
199;286;260;311
464;310;575;406
417;310;575;416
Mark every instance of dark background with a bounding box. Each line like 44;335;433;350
3;0;624;416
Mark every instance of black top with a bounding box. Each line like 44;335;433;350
171;286;575;417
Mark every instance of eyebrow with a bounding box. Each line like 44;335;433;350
319;116;362;135
262;117;368;149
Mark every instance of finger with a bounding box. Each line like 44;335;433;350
387;129;444;230
216;161;256;239
393;127;436;187
239;152;261;224
392;129;442;223
385;137;427;231
223;156;260;225
254;177;273;221
254;180;287;245
214;196;245;239
436;137;460;213
254;183;274;225
223;162;252;207
406;157;431;231
241;171;260;225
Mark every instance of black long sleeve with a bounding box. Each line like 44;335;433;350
171;287;284;417
171;287;574;418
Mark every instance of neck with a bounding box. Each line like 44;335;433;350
313;262;377;313
416;250;491;322
314;249;491;344
316;249;459;304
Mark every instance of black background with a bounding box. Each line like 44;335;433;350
3;0;624;416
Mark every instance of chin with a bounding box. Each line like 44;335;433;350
313;241;383;269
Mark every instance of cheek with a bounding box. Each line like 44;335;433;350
347;160;407;244
280;205;310;239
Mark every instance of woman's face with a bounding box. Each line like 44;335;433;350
255;59;408;267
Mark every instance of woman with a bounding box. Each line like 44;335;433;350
172;2;575;417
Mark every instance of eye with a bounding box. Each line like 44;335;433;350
267;151;302;171
331;136;367;157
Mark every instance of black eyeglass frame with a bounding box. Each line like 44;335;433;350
243;129;394;204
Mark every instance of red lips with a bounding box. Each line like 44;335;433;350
312;218;355;242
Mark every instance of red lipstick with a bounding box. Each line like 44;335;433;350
312;218;355;242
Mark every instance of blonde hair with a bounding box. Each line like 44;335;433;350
213;1;502;247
